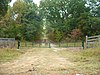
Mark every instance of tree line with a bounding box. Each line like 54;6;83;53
39;0;100;42
0;0;100;42
0;0;43;41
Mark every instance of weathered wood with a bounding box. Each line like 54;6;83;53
86;35;100;48
0;38;15;48
87;38;100;42
86;36;88;48
88;35;100;39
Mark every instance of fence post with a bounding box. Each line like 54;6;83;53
18;41;20;49
82;40;84;49
86;35;88;48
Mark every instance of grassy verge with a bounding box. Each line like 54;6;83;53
58;48;100;75
0;48;25;63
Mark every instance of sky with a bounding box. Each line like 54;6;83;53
33;0;41;6
9;0;41;7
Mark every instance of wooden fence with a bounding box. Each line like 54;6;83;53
86;35;100;48
0;38;15;48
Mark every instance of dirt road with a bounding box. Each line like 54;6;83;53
0;48;79;75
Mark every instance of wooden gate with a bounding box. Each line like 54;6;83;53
86;35;100;48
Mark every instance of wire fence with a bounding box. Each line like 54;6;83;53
17;41;84;49
0;38;85;49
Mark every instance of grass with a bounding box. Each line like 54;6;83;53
57;48;100;75
0;48;25;63
0;46;99;75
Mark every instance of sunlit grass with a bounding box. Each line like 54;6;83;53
0;48;25;63
57;48;100;75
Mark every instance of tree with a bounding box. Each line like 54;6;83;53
0;0;43;41
0;0;11;17
13;0;43;41
70;29;82;41
86;0;100;17
24;0;33;3
0;6;21;38
39;0;90;41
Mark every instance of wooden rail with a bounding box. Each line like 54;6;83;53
86;35;100;48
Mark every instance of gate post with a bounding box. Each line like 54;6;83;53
82;40;84;49
86;36;88;48
18;41;20;49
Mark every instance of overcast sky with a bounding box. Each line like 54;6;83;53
9;0;41;7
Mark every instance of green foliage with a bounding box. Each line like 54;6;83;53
20;2;43;41
0;0;100;42
40;0;100;41
24;0;33;3
48;29;64;42
78;13;100;36
0;0;43;41
70;29;82;41
0;0;11;18
0;6;22;39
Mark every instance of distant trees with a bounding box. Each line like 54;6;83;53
0;0;100;42
0;0;43;41
39;0;100;42
13;0;43;41
0;0;11;18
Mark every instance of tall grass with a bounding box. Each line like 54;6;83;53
58;48;100;75
0;49;25;63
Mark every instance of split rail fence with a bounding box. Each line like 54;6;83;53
86;35;100;48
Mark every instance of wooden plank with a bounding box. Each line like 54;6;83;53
0;38;14;39
0;38;15;41
88;35;100;39
88;41;96;44
87;38;100;42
